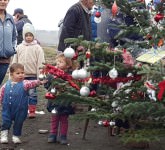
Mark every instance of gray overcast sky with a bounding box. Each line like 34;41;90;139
7;0;78;31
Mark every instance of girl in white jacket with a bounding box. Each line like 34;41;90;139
12;23;45;118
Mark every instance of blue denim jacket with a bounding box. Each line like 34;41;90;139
0;12;17;58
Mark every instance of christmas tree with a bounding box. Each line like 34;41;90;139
41;0;165;148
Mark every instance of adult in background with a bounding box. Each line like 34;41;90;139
0;0;17;85
13;8;32;45
58;0;95;52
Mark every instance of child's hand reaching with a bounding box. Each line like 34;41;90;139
40;79;48;85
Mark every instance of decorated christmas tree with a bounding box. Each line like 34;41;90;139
41;0;165;148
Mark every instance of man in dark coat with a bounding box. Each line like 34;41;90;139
58;0;95;52
13;8;32;45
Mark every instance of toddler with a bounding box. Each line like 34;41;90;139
0;63;46;144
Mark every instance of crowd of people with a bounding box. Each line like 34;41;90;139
0;0;97;145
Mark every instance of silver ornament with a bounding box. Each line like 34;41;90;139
64;47;75;58
80;86;90;96
109;68;118;79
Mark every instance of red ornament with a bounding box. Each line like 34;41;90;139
89;90;96;97
146;34;152;40
154;13;164;22
86;51;91;59
95;11;101;18
112;1;118;17
72;52;78;60
158;80;165;101
76;46;85;52
45;92;56;99
103;120;109;127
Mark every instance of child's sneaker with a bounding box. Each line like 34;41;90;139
0;130;8;144
60;135;68;145
47;134;56;143
12;135;21;144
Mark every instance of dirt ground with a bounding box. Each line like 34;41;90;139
0;99;165;150
0;48;165;150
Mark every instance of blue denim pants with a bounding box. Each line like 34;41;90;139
25;77;38;105
0;63;9;85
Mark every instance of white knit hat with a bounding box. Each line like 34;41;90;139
22;23;36;39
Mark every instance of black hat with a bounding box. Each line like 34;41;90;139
13;8;24;16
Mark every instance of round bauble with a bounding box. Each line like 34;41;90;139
38;74;44;81
95;11;101;18
94;16;101;23
109;121;115;126
77;68;88;79
109;68;118;79
97;120;103;126
64;47;75;58
80;86;90;96
103;120;109;127
72;69;79;79
91;108;96;112
111;101;118;108
50;88;56;94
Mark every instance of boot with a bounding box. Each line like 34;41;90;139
28;105;36;118
60;135;68;145
0;130;8;144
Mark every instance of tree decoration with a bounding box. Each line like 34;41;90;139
154;13;164;22
95;11;101;18
72;69;79;79
45;92;56;99
111;0;118;18
98;120;103;125
94;16;102;23
80;86;90;96
64;47;75;58
77;68;88;79
50;88;56;94
102;120;110;127
157;80;165;101
109;121;116;126
76;45;85;52
86;51;91;59
109;68;118;79
111;101;118;108
158;39;164;47
38;73;45;81
72;52;79;60
144;81;157;101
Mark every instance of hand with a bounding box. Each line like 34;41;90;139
40;79;48;85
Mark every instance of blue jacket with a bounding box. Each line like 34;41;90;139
0;12;17;58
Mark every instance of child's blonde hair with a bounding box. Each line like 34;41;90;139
9;63;24;73
55;53;79;70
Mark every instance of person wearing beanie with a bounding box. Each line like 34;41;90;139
13;8;32;45
12;23;45;119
